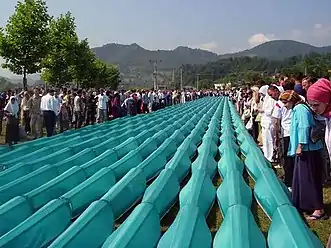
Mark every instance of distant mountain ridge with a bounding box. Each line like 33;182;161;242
92;43;219;70
219;40;331;60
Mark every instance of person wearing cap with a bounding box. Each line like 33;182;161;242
40;89;57;137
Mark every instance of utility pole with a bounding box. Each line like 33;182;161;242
171;69;175;89
196;73;199;91
149;60;162;90
180;67;183;90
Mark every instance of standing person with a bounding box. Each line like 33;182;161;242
40;89;57;137
148;89;154;112
73;90;83;129
96;89;108;123
260;85;278;162
28;88;42;139
59;101;70;133
250;86;260;142
307;78;331;180
111;92;121;119
274;93;294;190
4;96;20;145
21;91;31;134
0;92;6;136
122;94;137;116
136;91;142;114
85;92;97;125
141;91;149;113
281;90;326;219
293;73;305;97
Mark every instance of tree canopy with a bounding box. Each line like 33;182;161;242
180;52;331;88
0;0;120;90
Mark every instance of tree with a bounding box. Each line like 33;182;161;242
41;12;78;86
91;59;121;89
70;39;97;87
0;0;51;90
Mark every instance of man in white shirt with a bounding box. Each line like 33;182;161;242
260;85;282;162
147;90;154;112
96;89;108;123
40;89;57;137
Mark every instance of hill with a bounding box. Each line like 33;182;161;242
180;52;331;88
0;76;19;91
92;43;219;70
92;40;331;87
219;40;331;60
92;43;219;87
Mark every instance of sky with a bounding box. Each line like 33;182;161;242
1;0;331;77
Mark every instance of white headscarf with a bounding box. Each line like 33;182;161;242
258;85;269;96
4;96;19;118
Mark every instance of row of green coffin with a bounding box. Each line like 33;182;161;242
0;95;216;157
0;102;207;236
0;103;216;248
0;97;195;154
0;100;220;246
224;102;324;248
0;97;208;181
157;115;224;247
155;105;223;248
217;104;323;248
0;118;174;187
0;98;201;165
101;103;224;248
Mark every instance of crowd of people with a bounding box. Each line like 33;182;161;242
0;87;220;144
233;75;331;225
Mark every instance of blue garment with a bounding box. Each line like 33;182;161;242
288;104;323;157
294;84;306;97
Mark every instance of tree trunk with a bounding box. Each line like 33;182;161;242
23;68;27;91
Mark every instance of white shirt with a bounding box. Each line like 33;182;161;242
148;92;154;103
272;101;292;137
40;93;57;114
261;94;276;127
97;94;108;110
73;96;81;112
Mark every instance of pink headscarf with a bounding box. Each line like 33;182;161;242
307;78;331;118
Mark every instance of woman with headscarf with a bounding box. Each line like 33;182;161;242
307;78;331;172
111;91;121;119
4;96;20;145
280;90;326;220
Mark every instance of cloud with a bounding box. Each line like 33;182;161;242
247;33;276;47
198;41;219;51
288;24;331;46
312;23;331;40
